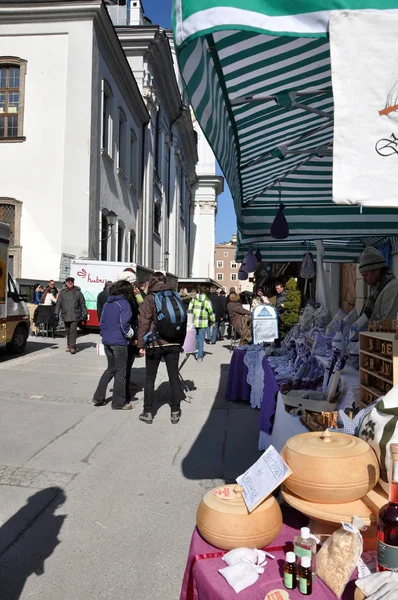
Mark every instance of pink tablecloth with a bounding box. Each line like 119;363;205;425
180;507;357;600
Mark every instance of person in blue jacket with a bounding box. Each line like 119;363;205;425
92;280;135;410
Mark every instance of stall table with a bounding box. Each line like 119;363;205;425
180;507;357;600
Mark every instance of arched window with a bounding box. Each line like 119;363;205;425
100;209;109;261
101;80;113;157
129;229;136;262
0;198;22;276
0;57;27;141
154;199;161;234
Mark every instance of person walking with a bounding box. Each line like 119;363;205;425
218;289;228;340
54;277;87;354
188;284;215;362
207;286;222;344
137;272;184;425
97;281;112;322
227;293;251;337
92;280;135;410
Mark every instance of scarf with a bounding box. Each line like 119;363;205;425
361;269;396;319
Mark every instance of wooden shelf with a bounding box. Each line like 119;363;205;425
360;366;393;385
362;331;397;341
361;383;386;398
361;349;393;363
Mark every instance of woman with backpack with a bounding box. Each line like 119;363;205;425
92;280;135;410
137;272;185;425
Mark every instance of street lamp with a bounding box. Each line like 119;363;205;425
107;210;117;228
90;210;118;258
164;250;170;273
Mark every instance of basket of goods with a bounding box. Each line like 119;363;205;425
196;484;282;550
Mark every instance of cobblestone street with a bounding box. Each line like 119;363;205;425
0;332;260;599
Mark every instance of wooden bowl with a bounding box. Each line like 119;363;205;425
280;430;380;504
196;484;282;550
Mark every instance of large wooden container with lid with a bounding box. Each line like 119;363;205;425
280;430;380;504
196;484;282;550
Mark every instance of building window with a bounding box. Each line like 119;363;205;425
154;199;161;234
100;210;109;261
231;273;237;281
231;261;237;269
101;80;113;157
129;229;136;262
223;251;228;257
217;273;223;281
217;260;223;268
0;58;27;140
0;198;22;277
118;108;127;174
129;129;138;188
117;221;125;261
154;109;161;175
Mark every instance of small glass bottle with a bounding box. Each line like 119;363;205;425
299;556;312;595
294;526;316;579
377;443;398;571
284;551;297;590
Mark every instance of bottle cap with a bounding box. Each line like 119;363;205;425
286;552;296;563
301;526;310;539
301;556;311;569
391;443;398;456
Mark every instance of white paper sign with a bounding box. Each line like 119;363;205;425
330;11;398;206
236;445;292;513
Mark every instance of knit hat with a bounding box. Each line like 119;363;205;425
359;247;388;273
116;269;136;283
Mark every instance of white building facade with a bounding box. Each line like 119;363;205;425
0;0;223;283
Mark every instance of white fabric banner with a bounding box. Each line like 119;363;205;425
330;11;398;206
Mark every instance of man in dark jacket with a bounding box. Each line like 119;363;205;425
55;277;87;354
218;289;228;340
97;281;112;322
207;286;222;344
275;281;287;312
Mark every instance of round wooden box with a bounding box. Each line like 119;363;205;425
280;430;380;504
196;484;282;550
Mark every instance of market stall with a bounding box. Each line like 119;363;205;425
173;1;398;596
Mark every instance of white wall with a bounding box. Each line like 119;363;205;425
0;21;93;280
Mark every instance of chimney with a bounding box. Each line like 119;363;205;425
231;234;237;245
129;0;144;25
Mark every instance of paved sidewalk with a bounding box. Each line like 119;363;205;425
0;333;261;600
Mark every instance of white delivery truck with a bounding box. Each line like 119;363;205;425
0;221;30;353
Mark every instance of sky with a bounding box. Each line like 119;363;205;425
142;0;237;244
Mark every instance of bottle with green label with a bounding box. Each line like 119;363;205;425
377;443;398;572
284;552;296;590
299;556;312;595
294;526;316;580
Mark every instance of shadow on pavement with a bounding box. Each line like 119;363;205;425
181;362;261;483
0;487;66;600
0;340;59;363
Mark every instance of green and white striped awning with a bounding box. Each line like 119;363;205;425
173;1;398;259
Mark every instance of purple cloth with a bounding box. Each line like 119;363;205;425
259;357;280;435
180;506;357;600
225;348;251;401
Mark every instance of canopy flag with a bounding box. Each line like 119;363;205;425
173;1;398;260
330;10;398;206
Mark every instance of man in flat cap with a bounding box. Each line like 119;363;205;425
359;247;398;321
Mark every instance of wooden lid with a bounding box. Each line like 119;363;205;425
202;484;275;515
284;430;370;458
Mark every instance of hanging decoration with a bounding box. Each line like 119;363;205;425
270;183;289;240
242;248;258;273
238;266;248;280
255;249;262;263
300;243;316;297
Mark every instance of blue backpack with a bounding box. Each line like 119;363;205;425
153;290;187;343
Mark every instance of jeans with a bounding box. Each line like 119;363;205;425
219;320;226;339
64;321;78;349
211;322;219;343
196;327;207;359
144;345;181;413
93;344;129;409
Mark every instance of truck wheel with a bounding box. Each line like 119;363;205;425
6;324;28;354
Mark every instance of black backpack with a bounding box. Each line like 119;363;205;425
153;290;187;343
